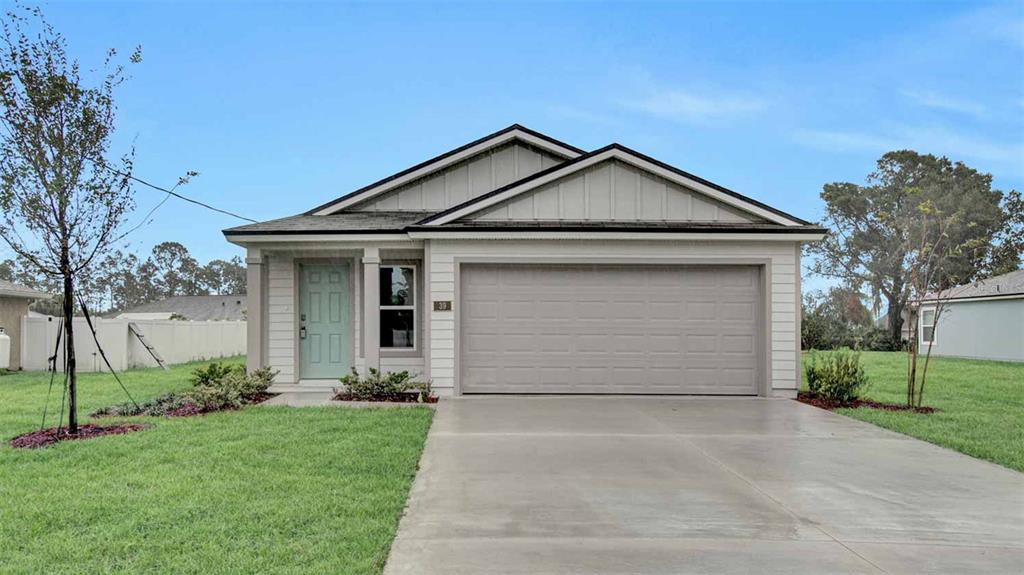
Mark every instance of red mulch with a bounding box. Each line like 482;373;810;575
333;392;438;404
797;392;936;414
164;403;205;417
10;423;149;449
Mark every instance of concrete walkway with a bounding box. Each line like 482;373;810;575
385;397;1024;575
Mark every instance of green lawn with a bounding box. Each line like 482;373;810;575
802;351;1024;472
0;359;434;574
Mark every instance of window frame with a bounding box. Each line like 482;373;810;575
379;264;417;351
920;307;936;344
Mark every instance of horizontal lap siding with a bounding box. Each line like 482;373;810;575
427;240;800;393
267;255;296;383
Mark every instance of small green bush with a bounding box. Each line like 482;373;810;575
189;361;244;387
805;348;870;404
189;367;277;411
338;368;432;401
91;392;191;417
92;362;278;417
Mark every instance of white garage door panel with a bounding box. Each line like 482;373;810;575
460;264;762;394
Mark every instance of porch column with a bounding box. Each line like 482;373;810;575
245;247;265;373
362;247;381;372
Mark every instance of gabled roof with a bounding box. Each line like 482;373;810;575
224;211;432;235
0;279;49;300
118;295;247;321
417;144;810;227
306;124;584;216
923;269;1024;302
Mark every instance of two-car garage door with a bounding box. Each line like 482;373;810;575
459;264;763;395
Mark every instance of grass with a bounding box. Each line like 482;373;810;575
0;358;434;574
802;351;1024;472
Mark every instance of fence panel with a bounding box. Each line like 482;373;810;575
20;317;246;372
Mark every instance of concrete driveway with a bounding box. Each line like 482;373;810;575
384;397;1024;575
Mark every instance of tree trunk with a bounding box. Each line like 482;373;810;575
62;268;77;434
905;307;918;408
887;292;904;344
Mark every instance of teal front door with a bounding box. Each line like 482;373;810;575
299;263;350;379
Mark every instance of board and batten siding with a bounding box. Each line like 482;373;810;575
472;159;763;223
351;142;565;212
427;240;800;395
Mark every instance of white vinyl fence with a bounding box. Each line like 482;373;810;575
20;317;246;372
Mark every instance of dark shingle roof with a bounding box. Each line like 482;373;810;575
224;212;433;235
925;269;1024;301
224;212;825;236
119;295;247;321
0;279;50;299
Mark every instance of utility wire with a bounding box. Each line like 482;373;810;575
108;168;258;223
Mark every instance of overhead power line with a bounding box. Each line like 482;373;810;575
108;168;258;223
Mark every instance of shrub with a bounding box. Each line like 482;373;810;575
90;392;191;417
189;367;277;411
338;368;432;401
190;361;244;387
805;348;869;404
92;363;278;417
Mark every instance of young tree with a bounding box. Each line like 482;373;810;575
901;197;968;407
0;6;139;433
807;150;1020;344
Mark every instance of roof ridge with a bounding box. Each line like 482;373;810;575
304;124;585;216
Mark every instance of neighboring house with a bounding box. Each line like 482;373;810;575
874;310;911;341
117;294;247;321
0;279;50;370
919;269;1024;362
224;125;826;396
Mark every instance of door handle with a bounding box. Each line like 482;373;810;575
299;326;307;340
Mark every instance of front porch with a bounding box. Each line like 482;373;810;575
244;241;430;392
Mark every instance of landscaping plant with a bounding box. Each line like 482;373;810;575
805;348;869;405
337;368;434;402
92;362;276;417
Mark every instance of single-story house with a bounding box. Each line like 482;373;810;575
874;310;911;342
0;279;50;370
919;269;1023;362
116;294;246;321
224;125;826;397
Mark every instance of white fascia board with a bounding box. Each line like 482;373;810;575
406;231;826;242
312;129;582;216
426;148;804;227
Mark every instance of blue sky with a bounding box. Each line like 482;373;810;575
10;1;1024;290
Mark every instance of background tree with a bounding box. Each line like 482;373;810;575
806;150;1021;343
0;6;138;433
150;241;201;296
800;286;892;351
199;256;246;295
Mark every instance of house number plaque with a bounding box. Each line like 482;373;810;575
433;300;453;312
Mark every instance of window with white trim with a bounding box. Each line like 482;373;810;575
380;265;415;349
921;308;936;344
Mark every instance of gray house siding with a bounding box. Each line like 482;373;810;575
923;298;1024;362
351;142;565;212
472;159;764;223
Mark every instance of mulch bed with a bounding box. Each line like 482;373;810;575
10;423;150;449
797;392;936;414
332;392;438;404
